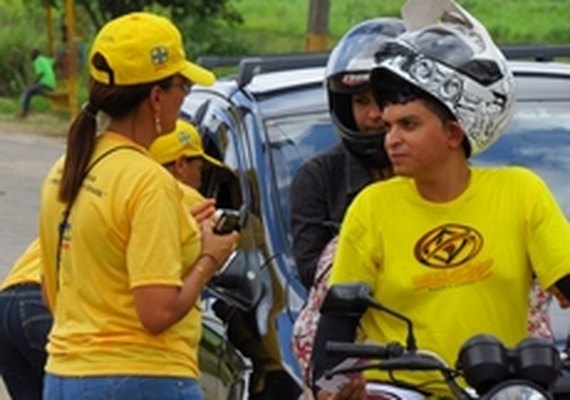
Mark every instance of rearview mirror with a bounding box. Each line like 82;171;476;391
321;282;417;351
207;251;262;311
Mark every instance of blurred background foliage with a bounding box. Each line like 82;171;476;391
0;0;569;105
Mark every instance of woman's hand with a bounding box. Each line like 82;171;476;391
190;198;216;223
198;220;239;277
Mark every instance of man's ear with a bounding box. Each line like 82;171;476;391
446;120;465;150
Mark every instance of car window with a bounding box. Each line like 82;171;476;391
265;112;338;240
473;101;570;218
194;100;244;210
265;93;570;245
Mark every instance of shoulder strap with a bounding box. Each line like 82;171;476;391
84;145;140;179
55;145;141;289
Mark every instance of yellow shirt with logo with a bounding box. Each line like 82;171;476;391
1;239;42;290
39;132;202;378
330;166;570;395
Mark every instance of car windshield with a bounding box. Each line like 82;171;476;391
473;101;570;218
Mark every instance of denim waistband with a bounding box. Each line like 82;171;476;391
1;282;41;292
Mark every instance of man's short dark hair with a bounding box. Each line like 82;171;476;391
371;68;471;156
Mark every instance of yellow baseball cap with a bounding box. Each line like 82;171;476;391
149;119;224;168
89;12;215;86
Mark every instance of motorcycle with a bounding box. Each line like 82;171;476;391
319;283;570;399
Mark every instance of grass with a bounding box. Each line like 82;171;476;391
0;93;72;138
0;110;70;137
0;97;19;114
232;0;570;52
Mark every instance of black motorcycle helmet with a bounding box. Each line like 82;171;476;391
326;18;406;169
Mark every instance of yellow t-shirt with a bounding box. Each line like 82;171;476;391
330;166;570;396
178;181;206;210
39;132;202;378
1;239;42;290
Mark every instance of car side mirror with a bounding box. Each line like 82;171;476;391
207;251;262;311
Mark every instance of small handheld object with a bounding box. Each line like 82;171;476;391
213;208;243;234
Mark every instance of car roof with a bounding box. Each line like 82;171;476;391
187;55;570;120
510;60;570;76
245;60;570;117
246;60;570;96
509;61;570;101
247;67;325;95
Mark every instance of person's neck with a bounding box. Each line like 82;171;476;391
414;161;471;203
370;167;394;181
107;116;155;149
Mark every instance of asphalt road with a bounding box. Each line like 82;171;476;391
0;130;64;278
0;129;64;400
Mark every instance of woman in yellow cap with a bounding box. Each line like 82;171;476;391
38;12;238;399
150;118;225;201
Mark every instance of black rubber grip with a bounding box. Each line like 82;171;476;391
326;341;395;359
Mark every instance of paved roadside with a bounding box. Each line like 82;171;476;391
0;116;67;400
0;119;66;278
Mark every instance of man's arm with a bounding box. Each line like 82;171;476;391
291;162;336;289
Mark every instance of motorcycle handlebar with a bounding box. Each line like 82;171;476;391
325;341;451;376
324;342;467;397
326;341;405;360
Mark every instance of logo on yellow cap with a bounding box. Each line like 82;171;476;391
150;46;169;68
178;131;193;146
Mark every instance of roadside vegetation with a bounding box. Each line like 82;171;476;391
234;0;570;52
0;0;568;121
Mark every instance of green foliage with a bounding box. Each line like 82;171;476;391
233;0;570;52
72;0;243;30
0;1;49;96
0;0;248;98
0;97;19;114
1;0;569;101
71;0;248;59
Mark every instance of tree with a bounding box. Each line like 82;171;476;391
306;0;329;51
74;0;240;30
46;0;248;58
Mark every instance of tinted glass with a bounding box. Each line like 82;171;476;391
473;101;570;218
265;112;338;239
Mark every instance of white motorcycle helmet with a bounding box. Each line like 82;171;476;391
370;0;515;156
326;18;406;168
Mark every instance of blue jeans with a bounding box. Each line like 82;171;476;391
0;283;52;400
44;374;204;400
20;83;52;115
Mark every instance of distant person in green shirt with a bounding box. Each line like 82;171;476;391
19;48;57;119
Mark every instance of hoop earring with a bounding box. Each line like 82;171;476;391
154;114;163;134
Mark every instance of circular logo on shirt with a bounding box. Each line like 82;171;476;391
414;223;483;268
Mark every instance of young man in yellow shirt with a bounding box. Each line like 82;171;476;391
313;0;570;398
